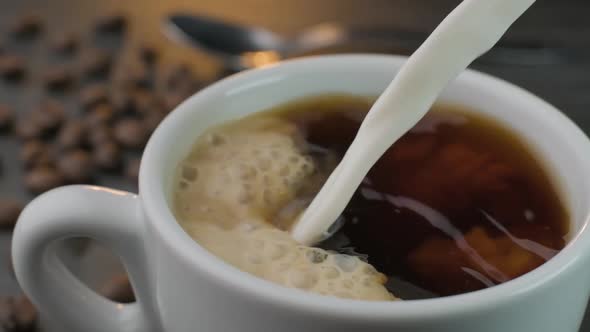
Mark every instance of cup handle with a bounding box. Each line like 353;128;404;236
12;185;162;332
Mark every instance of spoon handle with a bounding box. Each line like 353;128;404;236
291;0;537;245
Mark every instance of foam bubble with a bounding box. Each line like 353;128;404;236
322;266;340;279
207;133;226;146
245;252;264;265
333;254;358;272
305;249;328;264
174;115;397;301
288;268;318;289
341;280;353;289
265;243;287;260
181;165;198;182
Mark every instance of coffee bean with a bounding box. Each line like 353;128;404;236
33;100;65;132
113;59;152;90
0;295;37;332
126;158;141;183
80;50;112;79
51;33;78;55
24;166;64;194
113;118;148;149
130;67;152;89
15;120;43;141
0;199;23;229
0;105;15;131
95;13;127;35
57;119;86;150
132;89;159;115
139;45;158;66
88;125;112;146
80;83;109;110
20;140;52;168
142;110;165;133
20;140;44;165
94;141;121;170
12;297;36;331
164;64;193;89
0;55;25;81
85;104;114;127
10;14;43;39
57;149;94;183
15;101;64;140
43;65;73;91
110;89;134;115
163;92;186;112
101;274;135;303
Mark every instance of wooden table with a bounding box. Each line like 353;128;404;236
1;0;589;330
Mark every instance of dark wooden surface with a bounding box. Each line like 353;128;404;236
0;0;589;331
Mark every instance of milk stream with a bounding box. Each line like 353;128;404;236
291;0;537;245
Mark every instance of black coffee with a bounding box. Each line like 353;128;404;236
272;94;569;298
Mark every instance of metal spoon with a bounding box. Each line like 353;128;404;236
165;13;577;71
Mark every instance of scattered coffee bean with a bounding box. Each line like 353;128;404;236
94;141;121;170
51;33;78;55
0;55;25;81
0;199;23;229
163;92;186;112
80;83;109;110
142;110;165;133
0;105;14;131
85;104;114;127
88;125;112;146
15;119;43;141
113;118;147;149
129;65;152;89
57;119;86;150
20;140;52;169
24;166;64;194
113;59;151;90
43;65;73;91
126;158;141;182
57;149;94;183
80;50;112;79
95;13;127;35
33;100;65;132
132;89;158;115
139;45;157;66
101;274;135;303
164;64;193;90
20;140;44;164
10;14;43;40
0;295;37;332
110;89;134;115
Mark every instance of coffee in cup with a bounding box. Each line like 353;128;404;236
173;94;568;300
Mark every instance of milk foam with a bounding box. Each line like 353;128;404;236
174;114;396;301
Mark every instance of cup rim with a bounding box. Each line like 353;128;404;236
140;54;590;320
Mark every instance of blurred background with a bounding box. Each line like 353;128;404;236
0;0;588;330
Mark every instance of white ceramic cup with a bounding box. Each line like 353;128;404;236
12;55;590;332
